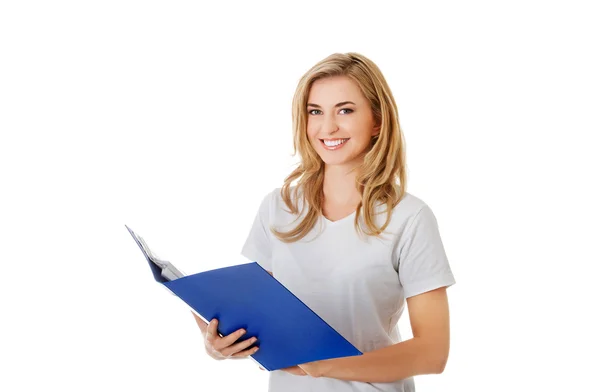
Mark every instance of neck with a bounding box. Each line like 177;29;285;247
322;163;362;205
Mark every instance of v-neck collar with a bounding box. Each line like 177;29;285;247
321;210;357;226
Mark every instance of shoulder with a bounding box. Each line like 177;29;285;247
384;191;430;226
369;191;437;241
394;191;428;214
263;185;303;210
391;192;445;246
258;185;309;231
255;186;285;206
255;186;296;217
259;186;284;210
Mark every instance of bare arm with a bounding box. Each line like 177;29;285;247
302;287;451;382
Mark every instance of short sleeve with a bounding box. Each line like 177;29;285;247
398;204;456;298
240;190;273;272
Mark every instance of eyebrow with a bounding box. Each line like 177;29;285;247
306;101;356;108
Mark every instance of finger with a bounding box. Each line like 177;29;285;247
290;368;307;376
204;339;231;360
222;336;258;357
281;366;307;376
204;320;231;360
212;327;247;352
230;344;260;358
205;319;219;343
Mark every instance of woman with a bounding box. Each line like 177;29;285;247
193;52;456;391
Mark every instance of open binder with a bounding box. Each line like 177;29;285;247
125;225;362;371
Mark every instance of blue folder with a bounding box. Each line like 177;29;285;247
125;225;362;371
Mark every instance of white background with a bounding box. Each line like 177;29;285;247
1;1;598;391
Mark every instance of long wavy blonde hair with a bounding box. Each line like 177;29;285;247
271;52;407;243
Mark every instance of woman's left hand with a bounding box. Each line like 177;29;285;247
297;360;323;378
259;365;308;376
282;365;308;376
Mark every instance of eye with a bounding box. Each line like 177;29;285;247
307;108;353;115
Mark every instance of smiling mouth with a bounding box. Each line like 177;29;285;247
320;138;350;149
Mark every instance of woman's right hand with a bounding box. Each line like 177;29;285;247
203;318;259;360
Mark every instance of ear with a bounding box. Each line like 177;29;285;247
372;124;381;137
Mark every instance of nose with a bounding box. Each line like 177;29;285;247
322;113;339;135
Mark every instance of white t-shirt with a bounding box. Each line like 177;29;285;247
241;186;456;392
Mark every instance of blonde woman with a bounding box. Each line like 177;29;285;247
194;52;456;391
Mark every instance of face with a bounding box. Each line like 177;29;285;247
306;75;380;169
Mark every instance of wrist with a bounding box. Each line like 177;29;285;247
318;357;342;378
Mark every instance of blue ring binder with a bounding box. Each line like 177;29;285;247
126;224;362;371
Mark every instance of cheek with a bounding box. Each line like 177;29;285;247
306;123;317;138
305;126;319;149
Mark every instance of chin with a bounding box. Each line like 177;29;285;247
320;156;357;167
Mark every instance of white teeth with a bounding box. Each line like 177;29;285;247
323;138;348;147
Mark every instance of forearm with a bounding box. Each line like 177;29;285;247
318;337;447;383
